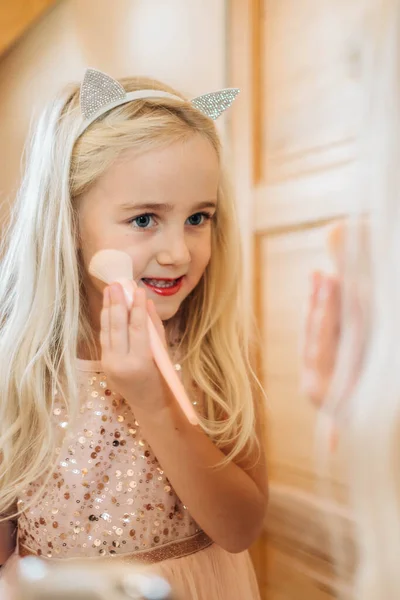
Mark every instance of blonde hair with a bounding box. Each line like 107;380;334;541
319;2;400;598
0;76;260;518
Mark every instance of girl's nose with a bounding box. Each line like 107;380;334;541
156;234;191;267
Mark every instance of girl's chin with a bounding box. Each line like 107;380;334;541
155;306;180;321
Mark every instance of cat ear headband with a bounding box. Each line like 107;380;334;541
76;68;240;138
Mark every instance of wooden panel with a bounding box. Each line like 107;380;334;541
263;0;366;170
255;0;369;229
257;224;355;599
0;0;57;57
254;158;362;233
261;224;344;491
228;0;259;301
228;2;366;597
264;484;354;598
265;543;339;600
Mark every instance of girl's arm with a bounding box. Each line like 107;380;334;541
134;399;268;554
100;283;268;554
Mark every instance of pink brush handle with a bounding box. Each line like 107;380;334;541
119;278;199;425
147;317;200;426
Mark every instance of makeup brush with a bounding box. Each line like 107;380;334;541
327;218;370;274
89;249;134;306
324;223;346;454
89;249;200;426
327;222;345;270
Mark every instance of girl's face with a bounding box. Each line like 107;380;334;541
78;134;219;323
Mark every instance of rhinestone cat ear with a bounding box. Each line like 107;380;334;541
191;89;240;120
80;69;126;120
77;68;240;138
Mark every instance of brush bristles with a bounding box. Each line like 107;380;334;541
88;249;133;285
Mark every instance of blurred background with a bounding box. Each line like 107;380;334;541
0;1;367;598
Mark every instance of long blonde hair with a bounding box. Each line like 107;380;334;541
320;2;400;598
0;75;259;518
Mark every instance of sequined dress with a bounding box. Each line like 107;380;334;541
8;359;260;599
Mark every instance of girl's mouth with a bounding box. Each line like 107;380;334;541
141;276;184;296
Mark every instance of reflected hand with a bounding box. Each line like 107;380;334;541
300;271;341;406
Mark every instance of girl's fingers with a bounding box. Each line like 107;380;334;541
303;272;326;368
100;286;111;356
109;283;129;355
303;271;322;359
147;299;167;348
128;287;150;356
309;277;337;371
318;278;340;369
301;273;341;404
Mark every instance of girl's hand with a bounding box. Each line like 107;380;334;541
100;283;170;412
300;271;341;406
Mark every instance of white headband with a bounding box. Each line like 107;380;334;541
76;68;240;138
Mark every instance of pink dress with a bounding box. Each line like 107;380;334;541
10;359;260;599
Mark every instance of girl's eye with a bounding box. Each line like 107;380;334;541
129;211;213;229
186;212;213;226
130;214;155;229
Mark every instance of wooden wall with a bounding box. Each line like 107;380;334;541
229;1;370;597
0;0;57;57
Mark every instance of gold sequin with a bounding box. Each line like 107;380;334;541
100;513;111;521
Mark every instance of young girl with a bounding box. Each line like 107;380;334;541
302;2;400;598
0;69;267;599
